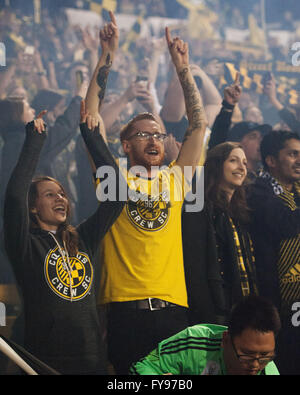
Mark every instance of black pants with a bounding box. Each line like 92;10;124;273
107;304;188;375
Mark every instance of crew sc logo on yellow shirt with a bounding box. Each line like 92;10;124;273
126;191;171;231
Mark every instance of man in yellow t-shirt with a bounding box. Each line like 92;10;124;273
85;13;208;374
100;158;190;308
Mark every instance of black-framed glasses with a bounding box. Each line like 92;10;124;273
231;338;275;365
127;131;167;142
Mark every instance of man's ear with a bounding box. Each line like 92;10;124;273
122;140;131;155
30;207;38;215
265;155;276;170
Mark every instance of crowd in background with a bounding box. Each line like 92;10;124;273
0;0;300;375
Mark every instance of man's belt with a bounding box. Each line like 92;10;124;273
109;298;178;311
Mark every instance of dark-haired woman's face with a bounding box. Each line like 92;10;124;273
31;181;69;231
220;148;247;192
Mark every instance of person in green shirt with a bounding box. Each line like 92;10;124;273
130;295;281;375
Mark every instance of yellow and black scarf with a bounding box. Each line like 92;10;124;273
228;217;259;297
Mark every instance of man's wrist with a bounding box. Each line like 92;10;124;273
176;64;190;73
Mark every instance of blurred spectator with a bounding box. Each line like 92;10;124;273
31;89;66;126
243;105;264;125
227;122;272;177
264;73;300;134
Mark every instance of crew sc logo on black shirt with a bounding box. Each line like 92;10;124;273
44;247;93;301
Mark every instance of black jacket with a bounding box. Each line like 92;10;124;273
247;176;300;311
182;202;256;326
3;122;124;374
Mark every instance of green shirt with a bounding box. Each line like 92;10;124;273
130;324;279;375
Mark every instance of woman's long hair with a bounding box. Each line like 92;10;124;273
28;176;79;256
204;142;250;224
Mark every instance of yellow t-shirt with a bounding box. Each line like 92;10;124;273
99;162;190;307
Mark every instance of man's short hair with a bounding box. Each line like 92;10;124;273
120;112;159;141
260;130;300;170
228;295;281;339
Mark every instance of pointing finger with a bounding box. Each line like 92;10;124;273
165;26;172;46
234;72;240;85
109;10;117;26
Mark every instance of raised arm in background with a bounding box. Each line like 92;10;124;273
85;11;119;142
160;62;221;128
39;76;89;168
263;73;284;112
80;26;100;76
160;63;189;123
264;73;300;133
209;72;242;149
100;79;165;135
165;27;207;180
33;48;50;90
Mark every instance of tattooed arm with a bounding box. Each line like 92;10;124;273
165;28;208;181
85;11;119;140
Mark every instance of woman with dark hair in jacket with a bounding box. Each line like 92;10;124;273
3;107;124;374
182;141;258;326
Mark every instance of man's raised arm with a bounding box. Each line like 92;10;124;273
85;11;119;138
165;27;207;181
